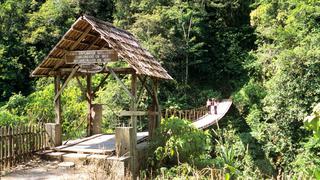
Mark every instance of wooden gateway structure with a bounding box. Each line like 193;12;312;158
31;15;172;177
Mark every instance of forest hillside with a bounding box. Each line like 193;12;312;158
0;0;319;178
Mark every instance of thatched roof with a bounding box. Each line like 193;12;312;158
31;15;173;80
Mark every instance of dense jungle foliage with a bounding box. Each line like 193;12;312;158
0;0;319;178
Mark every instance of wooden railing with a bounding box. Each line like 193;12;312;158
162;106;208;121
0;124;49;171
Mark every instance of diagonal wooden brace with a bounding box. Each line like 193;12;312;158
106;67;135;100
54;66;79;102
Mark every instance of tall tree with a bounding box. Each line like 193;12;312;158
0;0;32;101
249;0;320;170
113;0;254;107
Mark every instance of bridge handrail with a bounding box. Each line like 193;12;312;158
162;106;208;121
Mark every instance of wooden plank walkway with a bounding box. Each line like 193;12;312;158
54;132;149;154
192;99;232;129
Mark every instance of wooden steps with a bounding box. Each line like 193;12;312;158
54;147;115;155
40;151;112;165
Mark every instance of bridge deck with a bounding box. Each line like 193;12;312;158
54;132;149;155
50;100;232;154
192;99;232;129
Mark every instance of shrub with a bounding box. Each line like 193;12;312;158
149;116;212;168
291;103;320;179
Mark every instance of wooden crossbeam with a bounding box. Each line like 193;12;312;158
52;60;65;71
119;111;148;116
72;27;99;38
38;67;52;70
47;67;135;77
64;36;101;48
58;67;134;74
119;111;159;116
54;66;79;102
64;37;100;48
64;37;77;42
48;57;63;61
54;46;66;51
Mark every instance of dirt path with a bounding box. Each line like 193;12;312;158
1;158;89;180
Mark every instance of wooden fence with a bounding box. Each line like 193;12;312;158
0;124;49;171
162;106;208;121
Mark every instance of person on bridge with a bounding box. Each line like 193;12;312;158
211;98;218;115
206;99;212;114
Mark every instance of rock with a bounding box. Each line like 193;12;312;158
44;152;66;161
46;163;58;169
62;153;89;165
58;162;75;169
1;170;7;176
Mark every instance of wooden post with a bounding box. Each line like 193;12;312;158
148;102;156;139
148;78;160;139
153;78;161;128
53;75;62;146
92;104;102;134
54;75;62;124
115;127;134;157
130;73;137;179
87;74;94;136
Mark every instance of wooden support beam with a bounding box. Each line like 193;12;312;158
31;74;49;77
101;67;134;74
148;78;160;139
88;36;102;49
93;73;110;95
119;111;149;116
56;67;135;74
64;37;100;48
70;25;92;50
54;75;62;124
152;78;161;128
48;57;63;61
136;76;147;105
87;74;94;136
64;37;77;42
72;27;99;38
54;66;79;102
54;46;66;51
52;59;65;71
107;67;135;100
137;75;153;98
121;111;146;116
130;73;138;179
38;67;52;71
75;76;85;92
75;76;89;101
